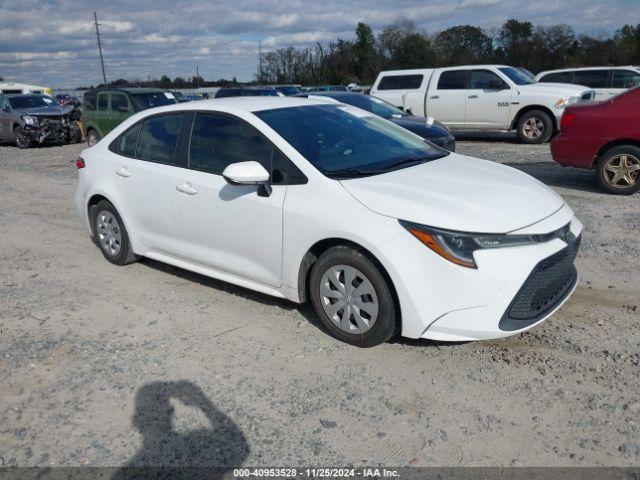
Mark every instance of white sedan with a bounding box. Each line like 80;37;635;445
75;97;582;347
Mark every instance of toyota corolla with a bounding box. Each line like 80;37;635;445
75;97;582;347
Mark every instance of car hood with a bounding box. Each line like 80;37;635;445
16;105;74;116
519;83;592;97
339;154;565;233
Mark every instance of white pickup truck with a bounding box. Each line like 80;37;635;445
371;65;595;143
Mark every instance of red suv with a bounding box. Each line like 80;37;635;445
551;87;640;195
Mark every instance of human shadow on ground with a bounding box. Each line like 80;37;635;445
112;380;249;480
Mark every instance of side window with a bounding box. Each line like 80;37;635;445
377;75;423;90
612;70;640;89
574;70;608;88
84;92;96;111
111;93;129;112
189;113;305;184
539;72;573;83
136;113;185;165
470;70;506;89
437;71;469;90
110;122;141;157
97;93;108;112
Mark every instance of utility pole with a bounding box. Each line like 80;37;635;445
94;12;107;85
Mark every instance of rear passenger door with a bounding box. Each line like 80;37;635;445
109;112;188;257
107;93;132;133
427;70;469;127
174;112;291;287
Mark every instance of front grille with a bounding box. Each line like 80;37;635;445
499;233;580;331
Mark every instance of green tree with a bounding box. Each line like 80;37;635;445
435;25;493;65
353;22;377;83
497;19;534;67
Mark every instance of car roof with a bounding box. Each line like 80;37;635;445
129;96;337;114
86;87;169;94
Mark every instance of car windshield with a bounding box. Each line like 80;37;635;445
332;94;408;119
256;104;448;178
130;92;177;111
9;95;57;109
517;68;537;83
498;67;535;85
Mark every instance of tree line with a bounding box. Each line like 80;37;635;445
256;19;640;86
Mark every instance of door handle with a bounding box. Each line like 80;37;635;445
115;167;131;178
468;95;479;99
429;95;439;99
176;183;198;195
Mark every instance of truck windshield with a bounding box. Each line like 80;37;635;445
130;92;177;111
256;104;448;178
498;67;535;86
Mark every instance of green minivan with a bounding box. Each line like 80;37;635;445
82;88;178;146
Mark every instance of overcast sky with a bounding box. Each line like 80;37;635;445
0;0;638;88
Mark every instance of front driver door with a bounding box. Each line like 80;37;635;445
464;69;512;129
174;112;286;287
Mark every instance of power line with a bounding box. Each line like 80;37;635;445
94;11;107;85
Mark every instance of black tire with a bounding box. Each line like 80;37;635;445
309;245;398;347
91;200;138;266
596;145;640;195
516;109;553;144
86;129;100;147
14;126;33;149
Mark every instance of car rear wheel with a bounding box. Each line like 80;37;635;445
517;110;553;144
86;130;100;147
14;126;32;149
309;245;398;347
596;145;640;195
91;200;139;265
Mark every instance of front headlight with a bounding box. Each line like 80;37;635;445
554;96;579;109
21;114;37;125
400;221;540;269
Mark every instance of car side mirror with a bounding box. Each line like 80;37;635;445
222;161;272;197
489;80;508;90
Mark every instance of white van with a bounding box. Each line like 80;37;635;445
536;67;640;101
371;65;594;143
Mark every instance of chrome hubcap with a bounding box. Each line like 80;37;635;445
522;117;544;138
604;154;640;188
319;265;378;334
96;211;122;256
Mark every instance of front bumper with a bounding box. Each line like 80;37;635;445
377;204;583;341
23;120;68;144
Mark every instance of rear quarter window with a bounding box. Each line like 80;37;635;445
109;122;141;157
377;75;424;90
539;72;573;83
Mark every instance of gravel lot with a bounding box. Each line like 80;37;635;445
0;137;638;470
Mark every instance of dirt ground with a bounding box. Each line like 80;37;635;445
0;136;638;470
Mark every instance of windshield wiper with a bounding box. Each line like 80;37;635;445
328;157;433;178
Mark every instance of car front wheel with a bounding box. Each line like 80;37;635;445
517;110;553;144
14;126;33;149
309;245;398;347
86;130;100;147
596;145;640;195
